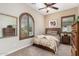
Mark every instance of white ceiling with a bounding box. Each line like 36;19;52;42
26;3;79;15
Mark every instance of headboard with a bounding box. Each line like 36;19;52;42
45;28;61;36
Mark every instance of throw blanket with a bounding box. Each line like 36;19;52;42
33;35;60;52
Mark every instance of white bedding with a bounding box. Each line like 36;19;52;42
33;35;60;52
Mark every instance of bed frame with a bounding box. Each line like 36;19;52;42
33;44;55;54
33;28;61;54
45;28;61;36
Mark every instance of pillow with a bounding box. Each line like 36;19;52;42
46;35;60;42
36;35;45;39
47;31;58;35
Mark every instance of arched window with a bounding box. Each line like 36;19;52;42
19;13;35;40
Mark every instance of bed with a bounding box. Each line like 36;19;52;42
33;28;61;53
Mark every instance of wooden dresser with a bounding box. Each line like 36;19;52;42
3;26;15;37
71;22;79;56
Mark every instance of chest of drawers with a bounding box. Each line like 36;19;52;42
72;22;79;56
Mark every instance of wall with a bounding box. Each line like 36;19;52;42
0;3;45;55
44;7;79;28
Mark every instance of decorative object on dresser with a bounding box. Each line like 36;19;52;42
3;25;15;37
61;32;70;45
71;22;79;56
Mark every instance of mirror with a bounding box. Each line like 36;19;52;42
61;15;75;33
19;13;34;40
0;13;17;38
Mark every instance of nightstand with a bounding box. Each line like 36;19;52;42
62;34;70;45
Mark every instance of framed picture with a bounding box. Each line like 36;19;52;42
61;15;75;33
49;20;57;28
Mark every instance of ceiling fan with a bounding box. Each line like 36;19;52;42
38;3;59;13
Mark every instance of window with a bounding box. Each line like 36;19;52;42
19;13;35;40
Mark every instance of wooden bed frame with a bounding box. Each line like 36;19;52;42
33;44;55;54
45;28;61;36
33;28;61;54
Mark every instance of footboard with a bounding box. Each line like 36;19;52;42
33;44;55;54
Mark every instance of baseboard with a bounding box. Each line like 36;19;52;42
1;43;33;56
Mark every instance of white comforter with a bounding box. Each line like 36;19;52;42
33;35;60;52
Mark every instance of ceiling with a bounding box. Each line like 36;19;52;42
26;3;79;15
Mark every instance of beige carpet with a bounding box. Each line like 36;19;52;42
55;44;71;56
7;44;71;56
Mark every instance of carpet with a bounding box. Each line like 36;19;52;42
7;44;71;56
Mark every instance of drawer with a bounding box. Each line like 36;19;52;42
72;32;78;46
71;46;77;56
72;24;78;31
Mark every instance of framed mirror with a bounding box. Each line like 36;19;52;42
0;13;17;38
19;13;35;40
61;15;75;33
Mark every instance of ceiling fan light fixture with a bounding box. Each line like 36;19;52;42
46;7;51;13
47;7;51;10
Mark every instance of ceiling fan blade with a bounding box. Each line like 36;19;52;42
38;7;47;10
50;6;58;10
44;3;48;6
44;3;56;6
50;3;56;5
44;3;49;7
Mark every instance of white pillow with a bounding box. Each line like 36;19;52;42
47;31;58;35
36;35;45;38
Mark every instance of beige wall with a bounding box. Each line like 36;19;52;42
44;7;79;28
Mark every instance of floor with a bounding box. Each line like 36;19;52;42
7;44;71;56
